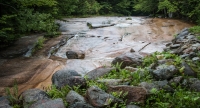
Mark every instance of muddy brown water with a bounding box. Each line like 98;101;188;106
0;17;194;95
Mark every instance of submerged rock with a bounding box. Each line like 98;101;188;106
52;69;86;88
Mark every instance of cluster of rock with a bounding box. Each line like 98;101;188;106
165;28;200;61
1;28;200;108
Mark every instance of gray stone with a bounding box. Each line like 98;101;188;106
182;62;197;77
139;80;173;93
112;53;142;69
108;85;147;104
151;65;178;80
66;50;85;59
126;105;140;108
0;96;12;108
169;76;183;86
153;80;173;92
86;86;116;107
21;89;49;108
66;90;86;104
69;102;94;108
174;28;189;41
29;98;65;108
190;80;200;92
0;104;12;108
52;69;86;88
139;82;157;94
85;67;115;80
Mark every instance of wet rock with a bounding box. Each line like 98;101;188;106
29;98;65;108
112;53;142;69
0;35;41;58
97;79;124;86
52;69;86;88
130;48;135;52
169;76;183;86
151;65;178;80
108;85;147;104
66;50;85;59
86;86;117;107
126;105;140;108
85;67;115;80
21;89;49;108
0;96;12;108
181;62;197;77
69;102;94;108
66;90;86;104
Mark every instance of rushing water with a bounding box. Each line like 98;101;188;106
55;16;193;75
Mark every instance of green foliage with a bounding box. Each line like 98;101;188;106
5;83;22;107
158;0;177;13
189;26;200;34
144;88;200;108
35;37;46;50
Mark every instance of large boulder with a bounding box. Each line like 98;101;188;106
111;53;142;69
86;86;118;107
21;89;49;108
151;65;178;80
29;98;65;108
108;85;147;104
52;69;86;89
85;67;115;80
66;50;85;59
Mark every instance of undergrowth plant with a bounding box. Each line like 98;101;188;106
5;84;22;108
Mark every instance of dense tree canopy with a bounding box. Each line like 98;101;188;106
0;0;200;48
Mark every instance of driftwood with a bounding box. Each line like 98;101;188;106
138;42;151;52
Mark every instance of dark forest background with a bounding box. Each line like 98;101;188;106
1;0;200;48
